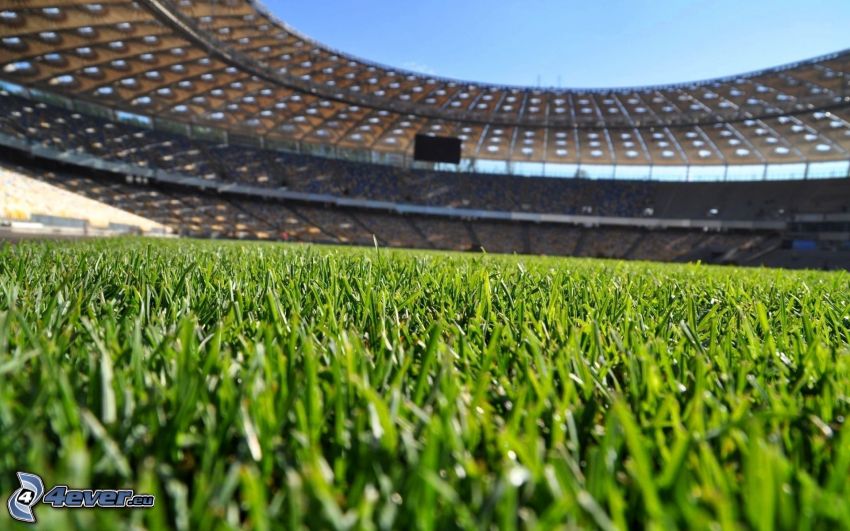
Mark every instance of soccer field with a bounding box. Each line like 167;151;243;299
1;239;848;529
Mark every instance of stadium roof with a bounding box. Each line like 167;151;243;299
2;0;850;166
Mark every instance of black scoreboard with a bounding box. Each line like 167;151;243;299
413;134;462;164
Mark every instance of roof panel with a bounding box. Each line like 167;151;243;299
0;0;846;165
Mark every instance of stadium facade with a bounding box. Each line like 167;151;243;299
1;0;850;268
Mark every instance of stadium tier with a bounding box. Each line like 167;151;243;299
3;151;782;265
0;162;166;233
2;86;850;267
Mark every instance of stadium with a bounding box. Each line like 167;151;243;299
1;0;849;529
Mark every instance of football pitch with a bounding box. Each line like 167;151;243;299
1;238;848;529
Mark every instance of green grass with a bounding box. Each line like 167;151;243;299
1;238;849;530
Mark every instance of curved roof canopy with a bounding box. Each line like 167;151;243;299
1;0;849;165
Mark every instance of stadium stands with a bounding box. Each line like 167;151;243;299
3;85;849;267
0;165;166;235
0;150;784;266
0;0;847;269
2;90;850;226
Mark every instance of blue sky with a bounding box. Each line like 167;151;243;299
263;0;850;89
